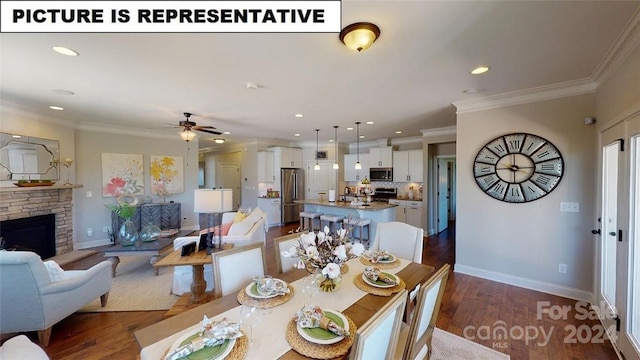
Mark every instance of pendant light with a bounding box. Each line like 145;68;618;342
314;129;321;170
333;125;339;170
355;122;362;170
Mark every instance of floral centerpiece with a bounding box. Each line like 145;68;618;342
282;225;365;292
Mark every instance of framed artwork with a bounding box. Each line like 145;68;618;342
101;153;144;197
316;150;328;160
150;155;184;196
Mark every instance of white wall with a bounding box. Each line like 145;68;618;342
456;94;597;300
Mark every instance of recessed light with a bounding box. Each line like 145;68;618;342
245;82;259;89
49;106;64;111
294;114;303;118
223;131;231;135
52;89;75;95
346;127;354;131
52;46;78;56
471;66;490;75
294;133;301;137
395;131;403;134
329;139;334;143
366;121;374;125
12;135;21;138
462;88;479;94
214;138;225;144
359;135;365;139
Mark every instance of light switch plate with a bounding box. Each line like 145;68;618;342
560;202;579;213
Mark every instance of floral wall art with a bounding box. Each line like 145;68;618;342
150;155;184;198
101;153;144;197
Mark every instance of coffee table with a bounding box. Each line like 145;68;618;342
103;230;194;277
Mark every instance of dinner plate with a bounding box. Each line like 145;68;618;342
168;331;236;360
376;253;396;264
245;278;287;299
362;272;399;289
296;309;349;345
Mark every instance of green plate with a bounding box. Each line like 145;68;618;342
298;310;348;344
173;333;235;360
362;272;398;288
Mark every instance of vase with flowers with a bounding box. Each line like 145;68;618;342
282;224;365;292
105;203;138;246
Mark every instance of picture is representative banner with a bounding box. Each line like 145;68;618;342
1;1;342;33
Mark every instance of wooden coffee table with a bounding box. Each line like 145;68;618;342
103;230;194;277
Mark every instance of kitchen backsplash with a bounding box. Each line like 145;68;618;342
345;181;423;198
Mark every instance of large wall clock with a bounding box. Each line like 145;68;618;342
473;133;564;203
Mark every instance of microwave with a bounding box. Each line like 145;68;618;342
369;168;393;181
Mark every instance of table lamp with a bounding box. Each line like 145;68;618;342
194;188;233;253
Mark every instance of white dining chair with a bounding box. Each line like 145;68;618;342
394;263;450;360
349;289;408;360
274;234;301;274
211;242;266;298
371;222;423;264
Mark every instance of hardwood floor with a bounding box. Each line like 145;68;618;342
14;222;617;359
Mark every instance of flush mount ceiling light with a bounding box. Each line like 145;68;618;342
52;46;78;56
49;105;64;111
314;129;321;170
471;66;490;75
339;22;380;52
333;125;339;170
366;121;374;125
355;122;362;170
294;113;304;118
214;138;225;144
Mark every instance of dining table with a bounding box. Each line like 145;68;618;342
135;256;435;360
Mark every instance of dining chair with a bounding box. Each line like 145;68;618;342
371;222;423;264
394;263;450;360
274;234;301;274
349;289;408;360
211;242;266;298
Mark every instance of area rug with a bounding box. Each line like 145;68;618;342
78;256;180;312
432;328;510;360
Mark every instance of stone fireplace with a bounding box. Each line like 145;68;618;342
0;186;76;256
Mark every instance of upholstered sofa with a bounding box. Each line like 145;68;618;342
172;208;268;295
0;251;112;346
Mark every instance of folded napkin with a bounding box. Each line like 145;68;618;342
364;266;399;285
368;251;393;263
293;305;350;337
252;277;291;296
164;316;243;360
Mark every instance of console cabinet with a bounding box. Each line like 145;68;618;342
111;202;181;233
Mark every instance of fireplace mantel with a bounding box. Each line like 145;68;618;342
0;184;83;192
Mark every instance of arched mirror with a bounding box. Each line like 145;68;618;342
0;132;60;181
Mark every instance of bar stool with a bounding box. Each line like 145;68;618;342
299;211;322;232
343;218;371;245
320;214;345;235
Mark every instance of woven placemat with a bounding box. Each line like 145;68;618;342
162;331;249;360
359;256;401;269
285;316;356;359
353;273;406;296
237;284;295;309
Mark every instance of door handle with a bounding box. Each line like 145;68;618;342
608;231;616;236
591;229;601;235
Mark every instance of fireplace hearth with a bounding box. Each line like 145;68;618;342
1;214;56;259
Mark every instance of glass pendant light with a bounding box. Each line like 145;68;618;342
314;129;321;170
355;122;362;170
333;125;339;170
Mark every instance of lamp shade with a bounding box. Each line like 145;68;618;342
180;129;197;142
194;188;233;213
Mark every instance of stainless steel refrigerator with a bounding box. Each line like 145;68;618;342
281;168;304;223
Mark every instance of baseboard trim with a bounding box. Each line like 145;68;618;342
454;264;593;302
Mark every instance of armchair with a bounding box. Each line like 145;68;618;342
0;251;112;346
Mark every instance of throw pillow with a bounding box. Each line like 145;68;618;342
43;260;64;282
0;335;49;360
232;212;247;223
218;222;233;236
228;209;263;236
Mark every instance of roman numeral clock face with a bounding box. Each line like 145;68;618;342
473;133;564;203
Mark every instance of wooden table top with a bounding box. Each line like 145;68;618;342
153;247;214;268
135;261;435;359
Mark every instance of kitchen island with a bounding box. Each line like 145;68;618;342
295;199;397;242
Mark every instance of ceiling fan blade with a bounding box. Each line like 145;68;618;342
193;125;217;130
195;128;223;135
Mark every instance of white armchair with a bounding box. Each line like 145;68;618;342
0;251;112;347
171;209;267;295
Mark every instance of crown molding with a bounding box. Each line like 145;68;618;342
0;100;75;128
421;126;457;138
452;79;597;114
592;7;640;87
75;121;178;141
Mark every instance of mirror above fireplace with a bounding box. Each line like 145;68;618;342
0;132;60;181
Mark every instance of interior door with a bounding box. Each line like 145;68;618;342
219;164;240;211
437;158;449;232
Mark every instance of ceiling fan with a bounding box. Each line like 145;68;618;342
175;112;222;142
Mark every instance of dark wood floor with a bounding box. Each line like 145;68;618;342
13;222;618;359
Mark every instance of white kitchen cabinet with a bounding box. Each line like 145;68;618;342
257;197;282;226
344;153;370;182
257;151;275;182
389;199;423;230
369;147;393;168
269;146;303;168
393;150;423;182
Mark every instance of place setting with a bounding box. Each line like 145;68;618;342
236;275;294;309
359;250;401;268
353;266;406;296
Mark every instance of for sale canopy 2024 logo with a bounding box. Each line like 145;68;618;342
463;301;617;349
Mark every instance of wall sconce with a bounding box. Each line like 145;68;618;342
339;22;380;52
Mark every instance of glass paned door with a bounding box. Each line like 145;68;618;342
628;134;640;356
602;141;619;309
